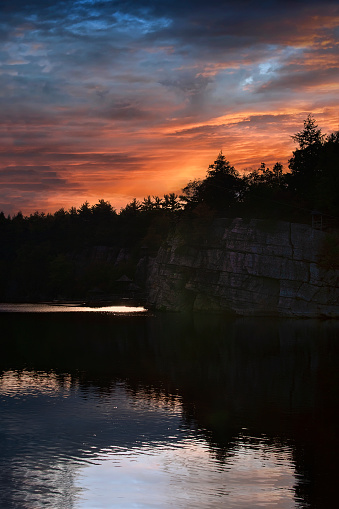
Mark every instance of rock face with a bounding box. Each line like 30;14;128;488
147;218;339;317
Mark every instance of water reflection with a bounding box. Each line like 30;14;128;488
1;308;339;508
0;371;296;509
0;303;147;313
76;438;296;509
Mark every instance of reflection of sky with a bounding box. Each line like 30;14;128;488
76;440;296;509
0;370;297;509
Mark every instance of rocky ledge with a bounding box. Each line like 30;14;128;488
147;218;339;317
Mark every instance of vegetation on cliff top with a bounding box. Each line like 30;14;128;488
0;115;338;301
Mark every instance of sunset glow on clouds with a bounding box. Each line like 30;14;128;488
0;0;338;214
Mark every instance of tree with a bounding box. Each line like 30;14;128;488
314;130;339;216
78;201;92;219
206;151;238;178
120;198;141;216
200;151;243;213
287;116;339;220
91;199;116;218
153;196;162;209
141;195;154;212
291;114;324;149
68;206;77;217
244;162;285;189
288;115;325;202
180;179;203;209
167;193;182;212
241;162;291;219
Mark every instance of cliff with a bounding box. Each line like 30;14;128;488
147;218;339;317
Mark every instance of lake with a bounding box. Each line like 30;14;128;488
0;304;338;508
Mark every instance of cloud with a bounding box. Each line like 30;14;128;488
0;0;338;214
0;165;84;214
0;165;82;191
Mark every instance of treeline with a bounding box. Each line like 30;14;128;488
0;197;175;301
180;115;339;222
0;115;338;301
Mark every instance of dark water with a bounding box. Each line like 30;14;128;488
0;305;339;508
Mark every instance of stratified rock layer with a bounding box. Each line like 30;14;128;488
147;218;339;317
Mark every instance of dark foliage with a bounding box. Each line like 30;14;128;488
0;200;175;302
288;117;339;219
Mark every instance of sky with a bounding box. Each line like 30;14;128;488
0;0;338;215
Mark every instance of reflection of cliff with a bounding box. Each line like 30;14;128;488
147;218;339;317
1;311;339;507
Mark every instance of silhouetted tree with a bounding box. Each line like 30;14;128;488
78;201;92;219
180;179;203;209
291;114;324;149
153;196;162;209
167;193;182;212
141;195;154;212
288;115;339;219
91;199;116;218
162;193;181;212
288;115;325;201
200;151;243;213
314;130;339;217
241;162;292;219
